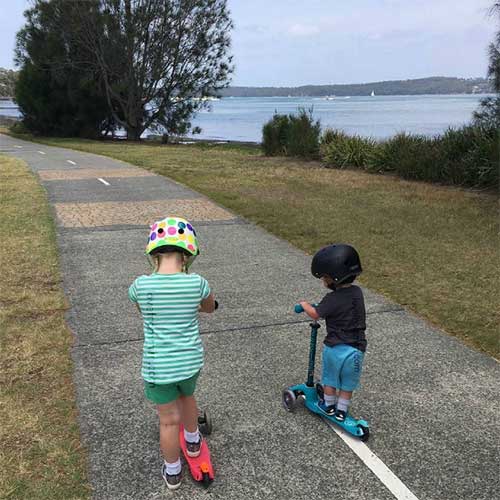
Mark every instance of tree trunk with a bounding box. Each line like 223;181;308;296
126;125;142;141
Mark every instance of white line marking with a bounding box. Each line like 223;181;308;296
67;160;77;165
97;178;110;186
14;145;22;149
325;421;420;500
38;151;46;155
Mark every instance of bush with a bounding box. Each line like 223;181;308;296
319;125;498;190
320;128;376;169
262;113;290;156
286;109;321;158
262;108;320;159
438;125;499;188
368;133;443;182
9;121;30;135
265;112;498;189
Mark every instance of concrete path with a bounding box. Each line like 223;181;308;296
1;133;499;500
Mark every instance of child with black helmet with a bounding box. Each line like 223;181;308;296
299;244;366;422
128;216;216;490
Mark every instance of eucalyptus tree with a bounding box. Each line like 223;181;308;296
474;1;500;127
72;0;233;140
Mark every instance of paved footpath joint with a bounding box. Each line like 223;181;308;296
54;199;237;227
38;168;155;181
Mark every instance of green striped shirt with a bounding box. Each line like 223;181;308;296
128;273;210;384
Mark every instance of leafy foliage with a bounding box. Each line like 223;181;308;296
14;0;113;138
0;68;17;97
14;0;233;140
320;127;498;190
474;3;500;128
262;114;290;156
320;129;375;169
262;108;320;158
70;0;233;140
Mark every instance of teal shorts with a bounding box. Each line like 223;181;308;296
321;344;364;391
144;371;200;405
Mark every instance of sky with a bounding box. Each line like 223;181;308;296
0;0;497;87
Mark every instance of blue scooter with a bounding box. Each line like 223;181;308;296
282;304;370;442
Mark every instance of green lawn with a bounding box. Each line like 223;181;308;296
0;155;90;499
3;131;499;358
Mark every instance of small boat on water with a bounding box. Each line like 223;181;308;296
371;91;375;97
192;96;220;102
324;95;336;100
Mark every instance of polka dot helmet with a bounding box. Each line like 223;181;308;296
145;216;200;262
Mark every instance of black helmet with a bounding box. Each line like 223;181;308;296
311;244;362;284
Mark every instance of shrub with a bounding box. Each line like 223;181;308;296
262;113;290;156
438;125;499;188
322;126;498;190
368;133;443;182
286;108;321;158
9;121;30;135
262;108;320;159
320;128;376;169
320;128;348;148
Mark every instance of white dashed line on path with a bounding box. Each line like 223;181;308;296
14;145;23;149
67;160;77;165
97;178;110;186
325;421;420;500
38;151;46;155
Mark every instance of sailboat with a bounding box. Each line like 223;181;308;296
370;91;375;97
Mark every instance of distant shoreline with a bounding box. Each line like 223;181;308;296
220;76;492;98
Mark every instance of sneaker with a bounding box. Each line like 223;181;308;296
334;409;347;422
318;400;336;416
186;434;202;458
161;463;182;491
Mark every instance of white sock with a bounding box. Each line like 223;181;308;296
324;394;337;407
184;427;200;443
165;458;181;475
337;397;350;412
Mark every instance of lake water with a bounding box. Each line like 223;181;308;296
1;94;488;142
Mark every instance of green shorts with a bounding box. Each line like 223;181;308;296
144;371;200;405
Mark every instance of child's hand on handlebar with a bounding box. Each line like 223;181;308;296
296;301;320;320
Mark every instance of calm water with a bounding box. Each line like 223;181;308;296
1;94;488;142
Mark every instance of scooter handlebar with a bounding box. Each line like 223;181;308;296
294;303;318;314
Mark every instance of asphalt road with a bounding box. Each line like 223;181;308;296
1;133;498;500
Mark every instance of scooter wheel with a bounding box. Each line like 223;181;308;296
282;389;297;412
358;424;370;442
202;471;211;488
198;410;213;436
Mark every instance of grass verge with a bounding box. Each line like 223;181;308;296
2;131;499;357
0;154;89;499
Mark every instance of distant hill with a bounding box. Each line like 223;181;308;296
220;77;493;97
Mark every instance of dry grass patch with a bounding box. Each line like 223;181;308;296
4;133;499;357
0;155;89;499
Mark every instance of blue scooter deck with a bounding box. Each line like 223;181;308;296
288;384;369;440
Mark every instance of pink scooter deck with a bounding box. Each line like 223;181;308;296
179;425;214;486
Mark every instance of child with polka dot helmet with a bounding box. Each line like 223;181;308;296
146;216;200;271
129;215;216;490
